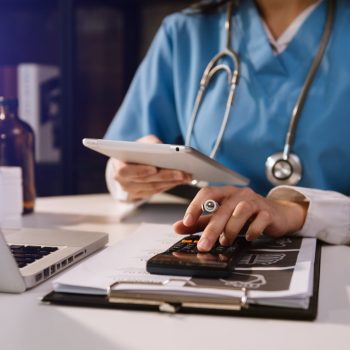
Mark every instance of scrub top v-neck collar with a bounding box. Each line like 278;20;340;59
263;0;322;55
233;0;329;96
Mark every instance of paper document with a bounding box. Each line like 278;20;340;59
53;223;316;309
53;223;182;295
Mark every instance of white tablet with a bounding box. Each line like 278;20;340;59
83;138;249;186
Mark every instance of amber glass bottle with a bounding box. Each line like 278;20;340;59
0;96;36;213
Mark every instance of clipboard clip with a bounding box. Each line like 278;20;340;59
158;287;249;314
159;302;181;314
108;280;249;313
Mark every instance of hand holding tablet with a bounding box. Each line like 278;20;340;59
83;135;249;200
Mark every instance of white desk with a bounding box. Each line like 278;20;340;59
1;193;350;350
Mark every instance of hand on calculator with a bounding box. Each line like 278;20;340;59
146;234;250;278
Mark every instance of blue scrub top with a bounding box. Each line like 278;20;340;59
105;0;350;196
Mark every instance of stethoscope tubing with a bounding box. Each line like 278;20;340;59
283;0;335;160
185;2;240;159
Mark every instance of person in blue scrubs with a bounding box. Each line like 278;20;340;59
105;0;350;250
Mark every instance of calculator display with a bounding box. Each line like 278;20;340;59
146;235;250;278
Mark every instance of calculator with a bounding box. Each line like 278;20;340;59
146;235;251;278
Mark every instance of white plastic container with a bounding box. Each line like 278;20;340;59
0;166;22;227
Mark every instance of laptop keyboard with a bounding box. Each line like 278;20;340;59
9;245;59;268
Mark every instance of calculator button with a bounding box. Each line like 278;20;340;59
168;243;185;251
225;246;238;253
181;239;193;244
178;246;193;253
212;246;226;254
186;243;196;249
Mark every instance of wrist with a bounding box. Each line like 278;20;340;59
277;200;309;233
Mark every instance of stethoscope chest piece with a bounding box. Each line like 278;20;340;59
265;152;302;186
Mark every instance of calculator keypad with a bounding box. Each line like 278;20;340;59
166;235;243;256
147;234;250;277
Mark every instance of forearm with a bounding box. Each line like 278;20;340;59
268;186;350;245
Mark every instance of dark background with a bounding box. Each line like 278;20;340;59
0;0;192;197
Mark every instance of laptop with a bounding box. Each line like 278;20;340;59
0;227;108;293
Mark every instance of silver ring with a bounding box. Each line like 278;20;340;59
201;199;219;214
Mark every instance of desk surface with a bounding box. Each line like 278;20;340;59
1;194;350;350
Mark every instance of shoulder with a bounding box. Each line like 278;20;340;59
160;9;223;41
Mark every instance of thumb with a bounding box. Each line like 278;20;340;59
137;134;163;144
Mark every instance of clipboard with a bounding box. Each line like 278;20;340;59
42;241;321;321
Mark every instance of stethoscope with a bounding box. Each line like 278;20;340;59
185;0;335;186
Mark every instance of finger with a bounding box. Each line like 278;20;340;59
124;181;186;200
182;187;232;228
116;162;158;179
193;187;252;252
137;134;162;144
197;207;236;252
245;210;272;241
219;200;259;245
183;187;258;251
197;194;257;252
172;252;197;262
131;169;192;183
120;179;182;192
173;215;211;235
196;253;217;262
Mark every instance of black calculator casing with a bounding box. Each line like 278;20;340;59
146;235;250;278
